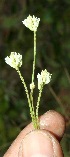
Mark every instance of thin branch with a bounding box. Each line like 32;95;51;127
49;85;65;114
64;67;70;84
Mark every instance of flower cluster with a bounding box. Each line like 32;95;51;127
22;15;40;32
37;69;52;90
5;52;22;70
30;82;35;90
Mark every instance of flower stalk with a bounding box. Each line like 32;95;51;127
17;69;34;123
32;31;36;83
36;86;43;123
5;15;52;130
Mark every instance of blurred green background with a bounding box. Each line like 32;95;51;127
0;0;70;156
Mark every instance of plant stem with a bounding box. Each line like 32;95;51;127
49;85;66;116
30;31;37;128
64;67;70;84
30;89;35;121
36;86;43;129
32;31;36;83
17;68;35;126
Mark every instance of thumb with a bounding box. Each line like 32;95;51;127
18;130;63;157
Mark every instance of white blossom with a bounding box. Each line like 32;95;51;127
5;52;22;70
37;69;52;90
22;15;40;32
30;82;35;90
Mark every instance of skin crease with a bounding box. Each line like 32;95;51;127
4;110;65;157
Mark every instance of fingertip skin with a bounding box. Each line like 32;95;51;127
40;110;65;140
18;130;64;157
3;110;65;157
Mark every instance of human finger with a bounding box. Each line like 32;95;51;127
4;110;65;157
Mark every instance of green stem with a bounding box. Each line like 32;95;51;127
36;86;43;129
17;68;35;125
30;89;35;120
32;31;36;83
30;31;37;128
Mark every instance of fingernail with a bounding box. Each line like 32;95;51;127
18;130;54;157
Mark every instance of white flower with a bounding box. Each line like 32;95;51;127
5;52;22;70
37;69;52;90
22;15;40;32
30;82;35;90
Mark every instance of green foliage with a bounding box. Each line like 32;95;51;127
0;0;70;156
2;16;20;29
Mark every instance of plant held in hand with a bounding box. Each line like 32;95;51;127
5;15;52;129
